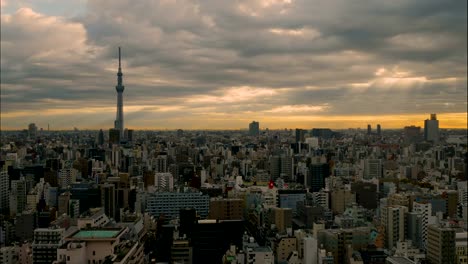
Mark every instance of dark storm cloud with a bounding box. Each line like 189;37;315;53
1;0;466;129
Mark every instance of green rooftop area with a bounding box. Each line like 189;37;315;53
72;230;120;239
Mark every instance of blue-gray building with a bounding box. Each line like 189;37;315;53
147;191;210;219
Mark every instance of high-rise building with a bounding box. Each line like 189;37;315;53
364;159;382;179
28;123;37;139
412;201;432;249
424;114;439;143
376;124;381;136
270;155;293;181
10;177;28;216
427;224;456;264
101;183;116;220
109;128;120;145
97;129;104;145
381;205;408;249
0;170;9;213
367;124;372;135
295;128;305;143
308;163;330;192
249;121;260;136
114;47;125;139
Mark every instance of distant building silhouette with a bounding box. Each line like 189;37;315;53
249;121;260;136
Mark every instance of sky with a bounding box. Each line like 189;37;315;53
1;0;467;130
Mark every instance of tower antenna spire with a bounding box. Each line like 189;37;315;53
118;46;121;69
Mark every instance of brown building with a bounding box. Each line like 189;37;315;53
208;198;243;220
267;207;293;233
274;236;297;263
331;189;355;214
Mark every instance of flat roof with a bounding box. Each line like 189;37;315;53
72;230;120;239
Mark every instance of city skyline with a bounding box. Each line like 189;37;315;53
1;0;467;130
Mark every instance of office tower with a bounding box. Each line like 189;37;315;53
427;224;456;264
28;123;37;138
280;155;293;181
0;171;9;213
424;113;439;143
101;183;116;220
109;128;120;145
32;228;64;264
155;155;168;172
406;212;423;249
270;155;293;181
97;129;104;145
10;177;27;216
114;47;125;139
364;159;382;179
295;128;305;143
308;163;330;192
311;128;334;139
442;190;458;218
376;124;381;136
58;192;71;216
208;198;243;220
367;124;372;135
154;172;174;192
249;121;260;136
381;205;408;249
351;181;378;209
147;192;210;219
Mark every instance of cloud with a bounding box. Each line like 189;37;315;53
1;0;466;129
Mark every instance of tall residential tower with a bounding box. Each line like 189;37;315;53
114;47;125;139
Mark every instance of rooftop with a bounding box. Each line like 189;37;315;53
72;229;120;239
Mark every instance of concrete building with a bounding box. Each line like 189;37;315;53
10;177;28;217
77;208;111;229
381;205;408;249
427;224;456;264
364;159;382;179
171;239;192;264
147;191;210;219
273;236;297;263
0;246;18;264
32;228;65;264
56;227;144;264
154;172;174;192
318;227;370;264
455;231;467;264
412;201;432;249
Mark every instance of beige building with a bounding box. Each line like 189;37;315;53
77;207;110;229
455;231;467;264
331;189;355;214
381;205;408;249
274;236;297;263
209;198;244;220
268;208;292;233
427;224;456;264
171;239;192;264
